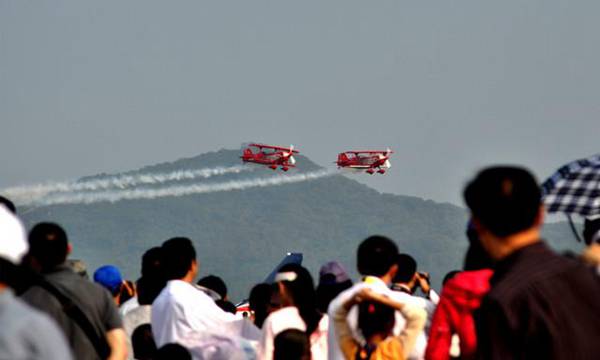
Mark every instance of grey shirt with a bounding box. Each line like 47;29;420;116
0;289;73;360
21;265;123;360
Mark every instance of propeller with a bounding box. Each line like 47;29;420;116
283;145;296;165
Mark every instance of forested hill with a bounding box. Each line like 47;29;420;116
18;148;583;301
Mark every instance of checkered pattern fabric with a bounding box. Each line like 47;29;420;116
542;154;600;216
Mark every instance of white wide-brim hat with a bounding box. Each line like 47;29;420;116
0;205;28;264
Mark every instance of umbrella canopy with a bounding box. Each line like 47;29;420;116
542;154;600;217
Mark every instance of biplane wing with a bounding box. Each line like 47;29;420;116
248;143;299;153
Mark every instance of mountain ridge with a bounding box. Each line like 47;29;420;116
18;147;583;301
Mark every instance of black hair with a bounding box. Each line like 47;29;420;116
273;329;311;360
583;218;600;245
357;235;398;276
161;237;196;280
141;247;163;278
316;279;353;314
131;324;157;360
393;253;417;283
464;224;495;270
0;196;16;214
27;222;69;272
137;275;167;305
277;263;322;335
464;166;541;237
249;283;275;328
0;258;17;286
215;299;237;314
358;300;396;341
197;275;227;300
155;343;191;360
442;270;461;287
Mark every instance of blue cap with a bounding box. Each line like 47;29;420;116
93;265;123;294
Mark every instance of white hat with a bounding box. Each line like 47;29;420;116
0;205;28;264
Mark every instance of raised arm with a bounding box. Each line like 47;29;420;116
357;289;427;358
332;291;361;360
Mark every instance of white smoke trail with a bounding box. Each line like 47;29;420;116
3;165;251;204
35;169;337;206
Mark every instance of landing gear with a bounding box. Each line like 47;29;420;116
366;169;375;175
270;165;278;170
281;167;289;172
377;169;386;174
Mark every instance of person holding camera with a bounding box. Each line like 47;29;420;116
390;253;439;360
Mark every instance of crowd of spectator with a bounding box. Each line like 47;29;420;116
0;165;599;359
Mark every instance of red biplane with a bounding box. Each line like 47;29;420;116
336;149;393;174
241;143;299;171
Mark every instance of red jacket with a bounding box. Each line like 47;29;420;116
425;269;493;360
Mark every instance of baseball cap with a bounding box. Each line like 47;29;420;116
319;261;351;285
93;265;123;293
0;205;28;264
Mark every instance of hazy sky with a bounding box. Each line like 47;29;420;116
1;1;598;205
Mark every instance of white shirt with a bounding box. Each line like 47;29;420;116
179;331;258;360
390;289;438;360
327;276;437;360
151;280;260;347
259;306;328;360
123;305;151;360
119;296;139;317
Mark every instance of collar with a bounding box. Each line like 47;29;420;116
391;283;413;294
491;241;549;285
362;276;389;290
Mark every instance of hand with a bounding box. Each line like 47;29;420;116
416;272;431;294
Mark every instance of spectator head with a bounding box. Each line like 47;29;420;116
393;253;417;284
155;343;191;360
197;275;227;301
215;299;237;314
131;324;157;360
357;235;398;280
464;167;542;237
273;329;311;360
249;283;277;328
0;206;28;286
442;270;461;287
464;221;495;270
464;167;543;259
358;300;396;342
0;196;16;214
583;217;600;245
141;246;162;278
316;261;353;313
27;222;70;273
93;265;123;296
137;275;167;306
161;237;197;281
275;263;321;334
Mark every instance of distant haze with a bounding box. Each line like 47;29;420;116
1;1;598;205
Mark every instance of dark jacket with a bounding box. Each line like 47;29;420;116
476;242;600;360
